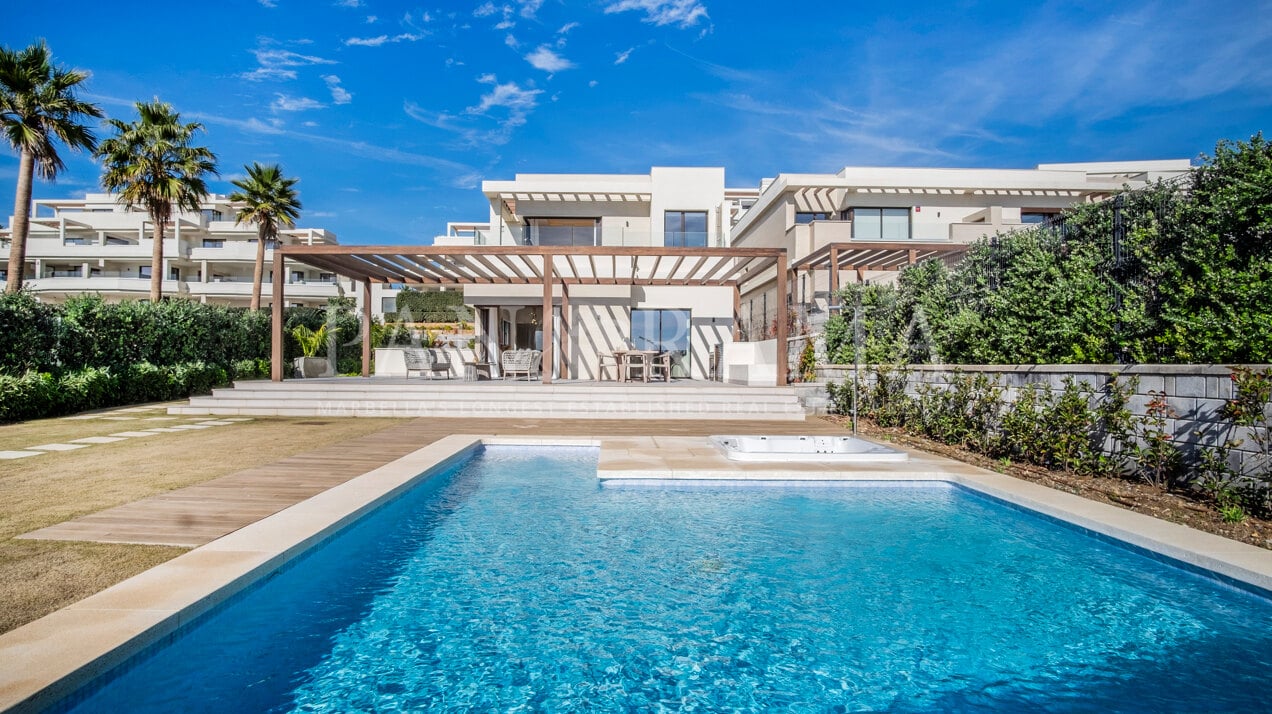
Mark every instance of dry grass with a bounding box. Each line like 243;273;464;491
0;407;408;633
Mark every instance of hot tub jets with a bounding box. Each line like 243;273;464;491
710;435;909;463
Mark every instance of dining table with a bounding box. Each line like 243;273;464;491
611;349;659;383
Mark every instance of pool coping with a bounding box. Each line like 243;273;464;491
2;433;1271;713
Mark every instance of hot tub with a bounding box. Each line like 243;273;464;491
710;435;909;463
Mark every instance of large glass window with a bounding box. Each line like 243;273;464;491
527;218;598;246
851;207;911;240
631;308;691;378
664;211;708;247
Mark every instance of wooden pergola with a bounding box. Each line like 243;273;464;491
789;241;971;307
270;245;790;384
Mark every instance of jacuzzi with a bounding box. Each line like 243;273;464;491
710;435;909;463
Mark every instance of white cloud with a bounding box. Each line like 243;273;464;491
302;120;319;127
588;80;598;87
557;21;580;34
406;75;542;146
473;2;501;17
518;0;543;18
614;47;633;65
366;15;377;23
604;0;709;28
525;45;575;73
495;19;515;29
505;34;519;48
240;47;336;82
322;75;352;104
241;67;298;82
446;57;465;67
257;0;277;7
470;76;541;116
271;94;325;112
344;33;426;46
335;0;362;6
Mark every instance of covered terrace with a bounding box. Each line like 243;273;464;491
269;245;789;385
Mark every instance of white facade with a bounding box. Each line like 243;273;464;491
728;160;1193;337
0;192;384;312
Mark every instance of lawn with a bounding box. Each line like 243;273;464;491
0;405;408;634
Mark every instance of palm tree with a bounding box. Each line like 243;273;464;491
96;100;216;301
0;40;102;293
229;163;301;311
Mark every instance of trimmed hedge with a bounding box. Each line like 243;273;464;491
385;287;472;322
0;361;229;423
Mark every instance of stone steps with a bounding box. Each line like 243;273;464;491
171;380;808;421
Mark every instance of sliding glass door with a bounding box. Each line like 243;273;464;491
630;309;691;378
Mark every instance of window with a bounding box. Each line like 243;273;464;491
630;309;691;378
201;209;223;222
169;267;180;281
139;265;152;279
794;212;830;225
105;236;131;246
318;273;336;283
1021;212;1055;225
381;296;397;314
526;218;598;246
63;237;93;246
202;239;225;248
290;270;305;284
664;211;708;247
850;207;911;240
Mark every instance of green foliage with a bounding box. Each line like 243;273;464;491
387;287;473;323
798;341;817;383
291;324;333;358
0;361;227;423
825;134;1272;365
0;292;59;372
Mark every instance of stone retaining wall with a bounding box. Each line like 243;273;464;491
816;363;1272;471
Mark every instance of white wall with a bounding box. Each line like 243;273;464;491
650;167;727;247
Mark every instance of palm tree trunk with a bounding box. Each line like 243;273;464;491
250;227;266;311
5;150;35;293
149;215;164;301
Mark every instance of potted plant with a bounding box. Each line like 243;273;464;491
292;324;337;378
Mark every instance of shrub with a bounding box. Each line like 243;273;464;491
0;372;60;423
0;292;60;373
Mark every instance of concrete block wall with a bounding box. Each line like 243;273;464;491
816;363;1271;473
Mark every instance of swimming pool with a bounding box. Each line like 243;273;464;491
57;445;1272;711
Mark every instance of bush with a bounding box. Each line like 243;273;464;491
824;134;1272;365
0;362;231;423
0;372;60;423
0;292;60;373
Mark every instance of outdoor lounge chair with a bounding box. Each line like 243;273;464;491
501;349;542;380
404;349;451;379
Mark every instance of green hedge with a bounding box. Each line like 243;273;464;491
825;134;1272;365
0;361;229;423
385;287;472;323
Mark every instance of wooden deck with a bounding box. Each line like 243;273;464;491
19;417;848;547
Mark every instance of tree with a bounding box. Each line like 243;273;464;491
96;100;217;301
228;163;301;311
0;40;102;293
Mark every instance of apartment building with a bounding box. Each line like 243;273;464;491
406;161;1191;383
0;193;359;309
728;160;1193;336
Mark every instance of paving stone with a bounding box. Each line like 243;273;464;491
110;431;160;438
170;424;213;430
26;443;89;452
142;428;185;433
100;416;139;421
70;436;127;444
0;450;43;460
143;417;178;421
63;415;101;421
196;421;235;426
222;418;254;422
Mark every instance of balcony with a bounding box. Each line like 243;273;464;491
27;275;182;295
22;236;176;259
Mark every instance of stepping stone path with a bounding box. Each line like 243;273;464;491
8;415;255;461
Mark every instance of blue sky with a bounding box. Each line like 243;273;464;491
4;0;1271;245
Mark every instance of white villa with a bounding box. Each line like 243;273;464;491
4;160;1192;386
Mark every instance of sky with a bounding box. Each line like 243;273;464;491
3;0;1271;245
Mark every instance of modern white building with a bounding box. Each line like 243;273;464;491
0;193;369;310
403;161;1191;381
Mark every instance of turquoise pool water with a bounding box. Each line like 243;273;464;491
64;446;1271;712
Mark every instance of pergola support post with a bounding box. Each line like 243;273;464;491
828;246;839;309
361;280;372;378
541;254;554;384
776;252;788;386
559;284;570;379
270;253;285;382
